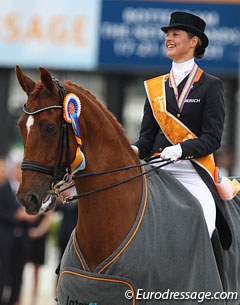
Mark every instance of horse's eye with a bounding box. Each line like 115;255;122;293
46;124;57;136
40;120;58;137
40;121;58;137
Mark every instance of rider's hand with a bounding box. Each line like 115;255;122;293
131;145;139;156
160;144;182;161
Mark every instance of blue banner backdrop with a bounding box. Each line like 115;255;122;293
98;1;240;76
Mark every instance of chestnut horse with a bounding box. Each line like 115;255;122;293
16;67;240;305
16;66;144;272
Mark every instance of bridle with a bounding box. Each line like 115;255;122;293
21;78;73;185
21;78;174;203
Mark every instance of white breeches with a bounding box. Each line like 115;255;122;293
152;159;216;237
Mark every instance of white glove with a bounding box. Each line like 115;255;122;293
160;144;182;161
131;145;139;156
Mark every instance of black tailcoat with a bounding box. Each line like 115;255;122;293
135;71;231;249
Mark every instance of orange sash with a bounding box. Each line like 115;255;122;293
144;73;218;183
144;74;240;199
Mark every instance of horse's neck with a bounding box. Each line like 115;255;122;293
73;95;142;271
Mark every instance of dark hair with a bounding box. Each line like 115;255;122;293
187;32;205;59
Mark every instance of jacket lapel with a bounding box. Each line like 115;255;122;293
165;78;179;112
165;71;204;112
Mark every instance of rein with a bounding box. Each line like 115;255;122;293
72;154;164;180
61;159;174;203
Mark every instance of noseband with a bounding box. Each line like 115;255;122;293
21;78;71;184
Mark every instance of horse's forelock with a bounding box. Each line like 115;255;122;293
28;82;59;107
30;82;43;97
23;83;43;111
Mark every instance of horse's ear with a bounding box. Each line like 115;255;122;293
39;67;55;94
15;65;36;95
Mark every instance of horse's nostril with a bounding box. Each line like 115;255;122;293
24;193;41;214
26;193;39;206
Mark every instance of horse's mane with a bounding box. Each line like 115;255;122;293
64;80;133;150
29;78;134;153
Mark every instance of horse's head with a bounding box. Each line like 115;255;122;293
16;66;78;214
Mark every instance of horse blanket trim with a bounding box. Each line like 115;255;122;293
56;268;137;305
73;172;148;274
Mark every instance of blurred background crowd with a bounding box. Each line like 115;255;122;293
0;148;78;305
0;0;240;304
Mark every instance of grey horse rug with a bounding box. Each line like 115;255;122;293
56;166;240;305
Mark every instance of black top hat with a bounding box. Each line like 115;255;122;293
161;11;208;49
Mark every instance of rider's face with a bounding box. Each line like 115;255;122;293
165;29;198;63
